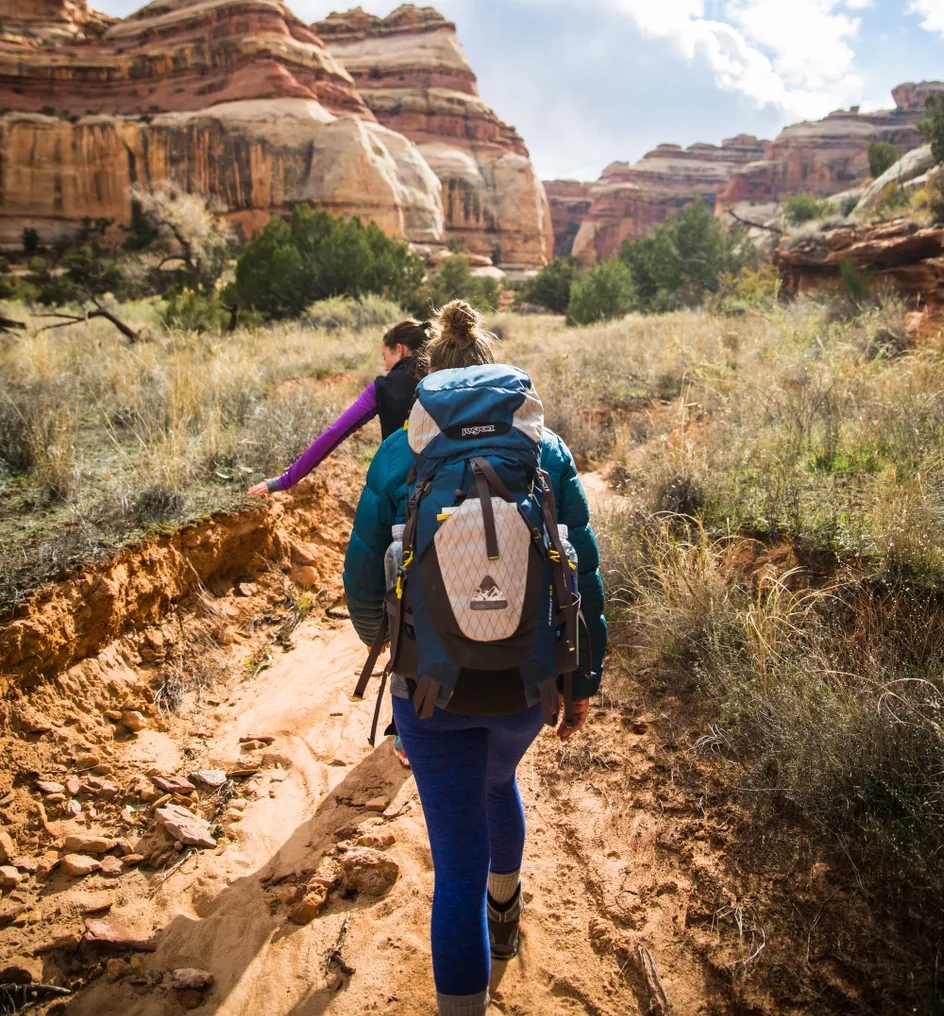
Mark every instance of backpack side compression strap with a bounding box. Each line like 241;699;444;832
536;469;578;727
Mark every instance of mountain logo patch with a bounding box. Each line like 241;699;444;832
470;575;508;611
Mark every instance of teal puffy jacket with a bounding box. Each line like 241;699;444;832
343;426;607;700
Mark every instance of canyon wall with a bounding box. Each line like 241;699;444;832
0;0;467;250
316;5;552;270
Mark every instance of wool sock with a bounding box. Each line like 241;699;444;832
488;869;521;905
437;989;490;1015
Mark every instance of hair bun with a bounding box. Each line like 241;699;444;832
439;300;477;349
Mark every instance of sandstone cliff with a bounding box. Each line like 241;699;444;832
718;105;924;212
571;136;766;263
0;0;445;249
317;4;552;270
544;180;592;257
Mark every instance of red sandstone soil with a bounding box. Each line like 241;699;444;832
0;458;897;1015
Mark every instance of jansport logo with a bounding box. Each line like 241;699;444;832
470;576;508;611
461;424;497;438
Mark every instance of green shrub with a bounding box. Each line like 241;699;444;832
708;264;781;316
620;197;757;312
22;228;41;257
161;289;230;333
784;193;831;225
234;218;306;320
868;141;900;179
235;205;426;320
521;256;580;314
566;257;635;326
304;294;406;332
421;255;499;314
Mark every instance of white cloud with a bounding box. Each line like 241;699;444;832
907;0;944;36
593;0;867;119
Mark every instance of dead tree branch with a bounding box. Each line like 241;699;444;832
725;209;784;235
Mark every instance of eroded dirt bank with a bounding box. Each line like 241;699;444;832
0;465;922;1015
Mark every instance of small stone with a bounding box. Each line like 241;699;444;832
239;734;276;746
177;989;204;1010
0;829;15;864
171;969;214;991
84;917;158;951
100;856;123;877
240;740;265;754
0;960;41;984
121;711;148;733
61;854;102;877
13;857;38;874
106;957;132;983
44;793;66;805
63;834;117;855
64;777;81;796
288;886;328;925
228;798;247;811
356;831;396;850
329;759;350;767
291;564;318;588
190;770;227;789
62;889;115;913
65;799;82;816
104;710;123;722
155;805;216;849
0;866;22;888
234;582;258;598
174;841;184;852
120;854;145;865
365;797;389;813
224;809;243;823
340;848;399;896
0;901;25;926
150;775;195;794
35;781;65;795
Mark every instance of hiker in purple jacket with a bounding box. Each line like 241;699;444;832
247;319;432;498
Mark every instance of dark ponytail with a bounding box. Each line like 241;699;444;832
383;319;433;355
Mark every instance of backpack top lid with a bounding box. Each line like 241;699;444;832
408;364;544;465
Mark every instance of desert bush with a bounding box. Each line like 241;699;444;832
868;141;900;179
521;256;580;314
236;205;425;320
620;197;757;311
566;257;635;326
22;227;41;257
161;289;231;334
304;294;406;332
783;193;831;225
708;264;781;316
421;256;499;314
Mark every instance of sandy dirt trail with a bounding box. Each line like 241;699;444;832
63;563;719;1015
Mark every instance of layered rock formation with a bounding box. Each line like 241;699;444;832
773;218;944;327
544;180;592;257
0;0;446;249
571;136;767;263
316;5;552;270
0;0;113;38
718;106;925;212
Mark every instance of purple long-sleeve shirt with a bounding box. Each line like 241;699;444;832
266;382;378;493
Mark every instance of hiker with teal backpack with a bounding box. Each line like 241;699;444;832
343;300;607;1015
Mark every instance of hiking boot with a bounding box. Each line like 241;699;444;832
487;884;522;960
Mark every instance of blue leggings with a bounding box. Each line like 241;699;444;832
392;696;545;997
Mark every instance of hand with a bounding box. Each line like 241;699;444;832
557;696;589;741
247;481;270;497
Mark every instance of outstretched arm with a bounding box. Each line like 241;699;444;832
248;382;378;496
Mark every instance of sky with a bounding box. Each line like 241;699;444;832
93;0;944;181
